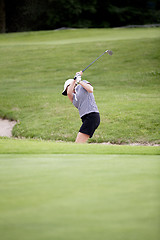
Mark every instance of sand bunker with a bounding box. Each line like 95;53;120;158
0;119;17;137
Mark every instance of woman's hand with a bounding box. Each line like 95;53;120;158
74;71;83;83
79;71;83;76
76;71;83;76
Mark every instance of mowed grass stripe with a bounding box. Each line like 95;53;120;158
0;28;159;46
0;138;159;155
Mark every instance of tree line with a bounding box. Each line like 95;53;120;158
0;0;160;33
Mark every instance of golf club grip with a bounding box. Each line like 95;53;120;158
82;51;106;72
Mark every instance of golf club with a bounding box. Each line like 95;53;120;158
82;50;113;72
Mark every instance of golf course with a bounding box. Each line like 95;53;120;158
0;27;160;240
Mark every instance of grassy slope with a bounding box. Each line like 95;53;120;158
0;28;160;143
0;154;159;240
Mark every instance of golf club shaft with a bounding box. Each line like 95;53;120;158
82;51;107;72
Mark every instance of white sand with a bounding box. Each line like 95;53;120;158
0;119;17;137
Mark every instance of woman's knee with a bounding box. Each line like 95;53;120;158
75;132;90;143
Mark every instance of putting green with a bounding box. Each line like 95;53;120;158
0;154;159;240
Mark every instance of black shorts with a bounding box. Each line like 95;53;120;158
79;112;100;138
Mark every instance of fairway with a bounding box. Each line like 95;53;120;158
0;27;160;143
0;154;159;240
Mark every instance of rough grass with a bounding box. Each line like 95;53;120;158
0;28;160;143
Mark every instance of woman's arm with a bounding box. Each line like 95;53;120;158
78;71;93;93
67;71;93;102
79;81;93;93
67;79;76;102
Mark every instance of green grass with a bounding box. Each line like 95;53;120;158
0;28;159;240
0;138;159;155
0;154;159;240
0;28;160;143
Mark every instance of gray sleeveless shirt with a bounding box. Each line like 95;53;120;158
72;80;99;118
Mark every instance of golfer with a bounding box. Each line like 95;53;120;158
62;71;100;143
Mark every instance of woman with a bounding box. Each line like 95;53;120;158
62;71;100;143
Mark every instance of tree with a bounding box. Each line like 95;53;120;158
0;0;5;33
1;0;160;33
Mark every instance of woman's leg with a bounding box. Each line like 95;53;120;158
75;132;90;143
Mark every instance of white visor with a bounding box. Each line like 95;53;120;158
62;79;73;96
